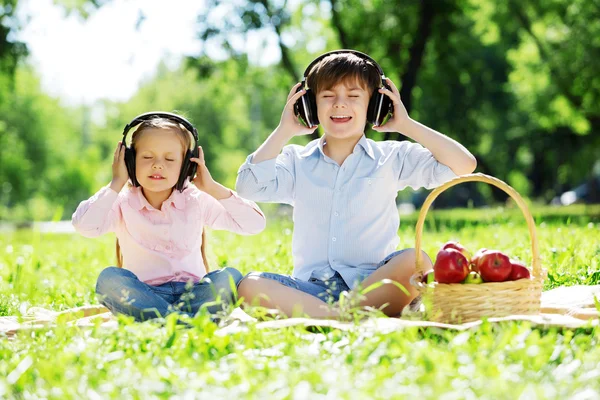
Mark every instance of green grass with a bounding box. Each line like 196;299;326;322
1;206;600;398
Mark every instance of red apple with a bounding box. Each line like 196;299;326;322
509;260;532;281
441;241;472;263
477;250;512;282
470;248;488;272
434;249;470;283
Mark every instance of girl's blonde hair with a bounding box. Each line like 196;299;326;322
116;117;209;271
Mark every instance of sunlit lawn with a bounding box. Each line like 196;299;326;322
1;206;599;398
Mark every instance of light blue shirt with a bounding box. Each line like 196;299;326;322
236;135;457;289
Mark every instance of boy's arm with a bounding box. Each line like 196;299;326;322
251;83;317;163
374;79;477;176
236;84;317;203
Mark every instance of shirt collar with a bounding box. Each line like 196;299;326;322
355;135;375;159
129;185;186;211
298;137;323;158
164;187;186;210
298;134;375;160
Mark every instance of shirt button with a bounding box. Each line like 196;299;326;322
332;237;337;242
334;212;339;217
368;179;372;185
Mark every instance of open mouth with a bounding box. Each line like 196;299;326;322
149;174;165;180
330;115;352;123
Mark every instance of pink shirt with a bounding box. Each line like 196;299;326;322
72;184;266;285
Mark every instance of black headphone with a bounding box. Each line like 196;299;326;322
293;50;394;128
121;111;199;192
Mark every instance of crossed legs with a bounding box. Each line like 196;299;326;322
238;249;430;318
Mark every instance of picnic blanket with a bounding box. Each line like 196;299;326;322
2;285;599;338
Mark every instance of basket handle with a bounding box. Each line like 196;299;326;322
414;173;541;278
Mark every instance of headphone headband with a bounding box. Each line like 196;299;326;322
122;111;198;146
302;49;385;80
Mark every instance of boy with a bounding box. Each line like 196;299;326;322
236;51;476;317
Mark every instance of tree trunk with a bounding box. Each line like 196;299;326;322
384;0;436;141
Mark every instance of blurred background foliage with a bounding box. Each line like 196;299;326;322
1;0;599;221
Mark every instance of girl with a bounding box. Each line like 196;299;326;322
72;112;266;322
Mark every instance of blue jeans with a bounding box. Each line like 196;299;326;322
251;250;408;303
96;267;243;322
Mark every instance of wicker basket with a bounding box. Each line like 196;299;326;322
410;173;546;324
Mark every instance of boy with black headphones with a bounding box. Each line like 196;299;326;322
236;50;477;317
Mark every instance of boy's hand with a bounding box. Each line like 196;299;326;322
110;141;128;192
372;78;411;133
274;83;318;139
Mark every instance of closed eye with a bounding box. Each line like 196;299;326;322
166;159;175;162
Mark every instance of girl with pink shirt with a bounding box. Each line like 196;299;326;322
72;112;266;322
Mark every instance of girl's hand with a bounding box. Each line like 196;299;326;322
110;141;128;192
190;146;230;199
372;78;411;133
274;83;318;140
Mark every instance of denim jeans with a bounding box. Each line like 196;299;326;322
251;250;409;303
96;266;243;322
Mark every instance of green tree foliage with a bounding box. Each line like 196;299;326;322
89;58;291;190
52;0;108;18
0;66;91;221
194;0;600;201
1;0;599;221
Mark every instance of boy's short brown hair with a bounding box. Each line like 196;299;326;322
306;52;381;95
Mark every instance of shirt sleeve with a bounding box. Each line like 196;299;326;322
71;185;121;237
200;190;266;235
395;141;458;191
235;146;297;205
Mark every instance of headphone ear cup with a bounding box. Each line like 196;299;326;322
367;91;378;125
189;147;198;180
305;89;319;127
379;79;394;125
294;86;319;128
176;149;196;192
367;84;394;126
124;147;139;186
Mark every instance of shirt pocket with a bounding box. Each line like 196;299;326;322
347;177;391;216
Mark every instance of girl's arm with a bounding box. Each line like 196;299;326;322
199;190;266;235
72;142;128;237
190;147;266;235
71;185;121;237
